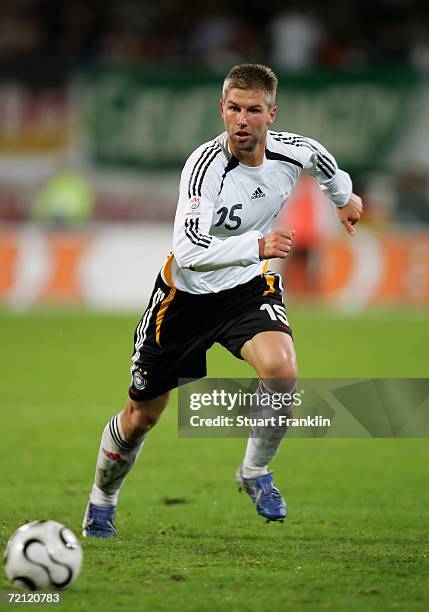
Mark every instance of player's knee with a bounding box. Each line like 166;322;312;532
258;355;297;389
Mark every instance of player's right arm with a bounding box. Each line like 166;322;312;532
173;145;262;271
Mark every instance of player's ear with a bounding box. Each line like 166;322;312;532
267;105;277;126
220;98;225;119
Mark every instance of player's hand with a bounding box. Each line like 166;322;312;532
336;192;363;236
259;229;295;260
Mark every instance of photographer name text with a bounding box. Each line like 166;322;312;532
188;415;330;428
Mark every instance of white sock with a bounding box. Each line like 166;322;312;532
89;412;145;507
242;380;294;479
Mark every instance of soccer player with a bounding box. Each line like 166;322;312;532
83;64;362;537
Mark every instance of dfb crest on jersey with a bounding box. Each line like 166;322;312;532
133;369;147;390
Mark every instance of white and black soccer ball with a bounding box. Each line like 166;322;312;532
4;520;83;591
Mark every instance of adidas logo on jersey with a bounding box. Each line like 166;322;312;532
251;187;265;199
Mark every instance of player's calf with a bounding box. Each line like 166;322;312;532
237;379;293;521
82;394;169;538
122;394;170;442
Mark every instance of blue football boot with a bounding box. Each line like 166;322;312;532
82;502;116;538
236;465;287;522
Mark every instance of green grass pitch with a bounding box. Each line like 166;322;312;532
0;307;428;610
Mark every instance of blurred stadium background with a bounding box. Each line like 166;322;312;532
0;0;429;311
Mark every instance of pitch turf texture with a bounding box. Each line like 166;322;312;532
0;307;428;611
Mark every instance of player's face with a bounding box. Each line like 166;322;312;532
220;88;276;160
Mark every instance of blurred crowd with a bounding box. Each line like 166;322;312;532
1;0;429;228
0;0;429;72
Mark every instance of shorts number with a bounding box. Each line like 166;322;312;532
214;204;242;230
260;303;289;326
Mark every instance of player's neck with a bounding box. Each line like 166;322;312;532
229;140;266;167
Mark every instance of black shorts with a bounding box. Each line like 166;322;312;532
128;271;293;401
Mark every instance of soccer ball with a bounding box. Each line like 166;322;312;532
4;521;83;591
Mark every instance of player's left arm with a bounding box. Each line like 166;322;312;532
303;136;363;235
334;192;363;236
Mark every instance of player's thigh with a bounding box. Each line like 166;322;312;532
217;272;296;382
129;274;209;401
241;331;297;385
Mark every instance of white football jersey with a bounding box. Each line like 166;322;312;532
161;130;352;294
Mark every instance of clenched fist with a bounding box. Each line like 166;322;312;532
259;229;295;260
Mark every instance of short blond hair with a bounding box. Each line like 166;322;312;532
222;63;278;108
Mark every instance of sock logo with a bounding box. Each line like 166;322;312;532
102;448;126;463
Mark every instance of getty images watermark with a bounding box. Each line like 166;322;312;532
178;378;429;438
187;388;329;430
